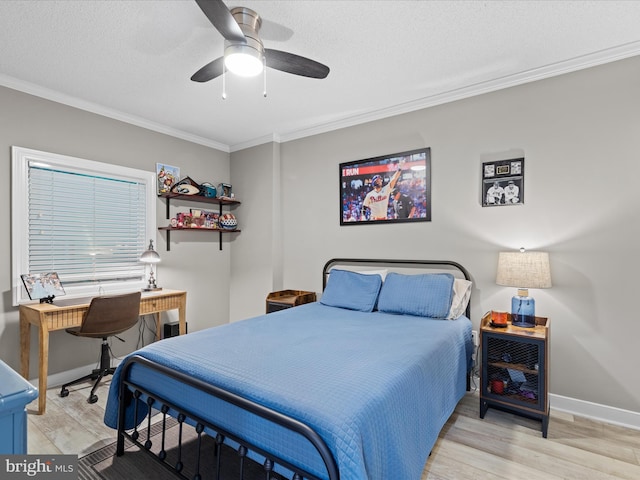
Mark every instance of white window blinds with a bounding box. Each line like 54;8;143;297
12;147;157;304
27;165;147;285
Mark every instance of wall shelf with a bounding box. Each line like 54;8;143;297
158;193;241;251
159;192;241;219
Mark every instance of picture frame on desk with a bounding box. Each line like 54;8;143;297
20;272;65;303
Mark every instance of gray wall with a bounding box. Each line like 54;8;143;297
231;56;640;415
2;54;638;418
229;142;284;321
0;86;231;379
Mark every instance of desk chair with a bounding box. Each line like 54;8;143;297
59;292;141;404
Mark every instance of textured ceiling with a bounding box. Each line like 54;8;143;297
1;0;639;152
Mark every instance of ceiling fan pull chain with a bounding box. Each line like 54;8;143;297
222;66;227;100
263;57;267;98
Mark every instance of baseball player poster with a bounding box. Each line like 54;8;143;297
340;147;431;225
481;158;524;207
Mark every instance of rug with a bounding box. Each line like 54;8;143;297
78;419;286;480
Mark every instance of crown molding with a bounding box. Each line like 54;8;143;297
3;40;640;153
276;41;640;145
229;132;281;153
0;74;230;153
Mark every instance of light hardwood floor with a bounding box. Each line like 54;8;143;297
27;380;640;479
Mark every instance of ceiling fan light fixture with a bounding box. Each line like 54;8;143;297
224;43;264;77
192;2;329;83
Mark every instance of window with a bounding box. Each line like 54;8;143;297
12;146;156;305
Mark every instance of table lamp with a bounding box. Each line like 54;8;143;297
140;239;162;291
496;249;551;328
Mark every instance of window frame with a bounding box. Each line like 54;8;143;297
11;146;157;305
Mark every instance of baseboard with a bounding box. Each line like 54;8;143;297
550;393;640;431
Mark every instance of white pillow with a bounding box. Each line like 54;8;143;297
357;269;389;281
447;279;472;319
327;268;388;281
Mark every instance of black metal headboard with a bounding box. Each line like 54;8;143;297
322;258;472;319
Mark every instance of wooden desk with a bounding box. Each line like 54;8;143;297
20;289;187;414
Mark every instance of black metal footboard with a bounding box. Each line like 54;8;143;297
116;355;339;480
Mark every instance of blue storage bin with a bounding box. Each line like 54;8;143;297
0;359;38;454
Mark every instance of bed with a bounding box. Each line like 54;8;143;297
104;258;474;480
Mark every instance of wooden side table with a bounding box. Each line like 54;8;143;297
479;312;550;437
266;290;316;313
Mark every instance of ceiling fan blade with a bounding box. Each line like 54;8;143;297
260;19;294;42
195;0;245;43
191;57;225;82
265;49;330;79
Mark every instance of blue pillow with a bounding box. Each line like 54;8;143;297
320;269;383;312
377;272;455;318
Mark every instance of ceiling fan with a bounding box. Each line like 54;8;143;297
191;0;330;82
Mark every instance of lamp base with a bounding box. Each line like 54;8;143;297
142;287;163;292
511;290;536;328
511;316;536;328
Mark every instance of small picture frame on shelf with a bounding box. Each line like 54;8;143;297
482;158;524;207
217;183;232;199
156;164;180;194
203;211;220;229
190;209;219;229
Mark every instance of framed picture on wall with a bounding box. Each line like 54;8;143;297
340;147;431;225
156;163;180;195
482;158;524;207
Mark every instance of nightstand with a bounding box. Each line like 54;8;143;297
479;312;550;437
266;290;316;313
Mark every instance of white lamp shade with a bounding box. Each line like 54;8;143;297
496;251;552;289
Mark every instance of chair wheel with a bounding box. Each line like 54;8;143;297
88;394;98;404
60;388;69;397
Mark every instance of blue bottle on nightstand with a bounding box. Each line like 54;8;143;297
511;288;536;328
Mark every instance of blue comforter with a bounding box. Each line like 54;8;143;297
104;303;472;480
